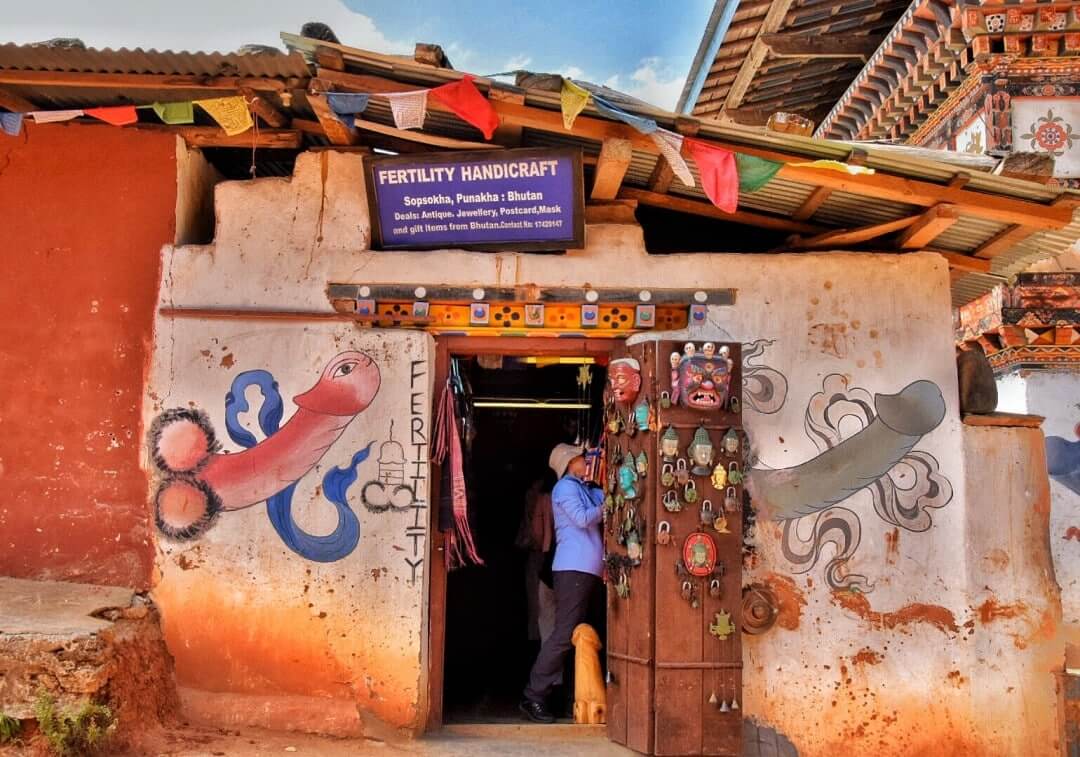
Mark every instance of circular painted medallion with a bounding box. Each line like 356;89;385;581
682;531;718;577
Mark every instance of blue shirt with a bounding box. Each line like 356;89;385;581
550;475;605;577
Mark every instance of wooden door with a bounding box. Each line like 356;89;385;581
605;339;743;756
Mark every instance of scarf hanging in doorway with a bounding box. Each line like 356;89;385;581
433;378;483;568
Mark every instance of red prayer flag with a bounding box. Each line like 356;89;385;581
429;75;499;140
85;106;138;126
684;137;739;213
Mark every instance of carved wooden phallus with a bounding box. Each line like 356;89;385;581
572;623;606;724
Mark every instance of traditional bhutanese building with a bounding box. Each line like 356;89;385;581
2;17;1080;755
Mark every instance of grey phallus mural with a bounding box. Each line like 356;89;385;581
742;345;953;592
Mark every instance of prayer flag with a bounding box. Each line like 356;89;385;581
560;78;590;130
152;101;194;125
651;129;694;188
195;96;252;136
430;75;499;140
685;138;739;213
0;112;22;137
86;106;138;126
791;159;875;176
385;90;427;131
30;109;83;124
591;94;658;135
736;153;783;192
326;92;370;129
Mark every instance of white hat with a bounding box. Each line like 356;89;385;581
609;357;640;371
549;443;584;478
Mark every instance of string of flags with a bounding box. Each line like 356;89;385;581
1;71;876;216
0;95;254;138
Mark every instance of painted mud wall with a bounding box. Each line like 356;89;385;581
151;150;1062;752
0;123;177;588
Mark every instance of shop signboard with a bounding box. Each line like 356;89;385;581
365;147;585;251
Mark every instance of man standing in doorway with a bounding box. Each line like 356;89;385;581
520;442;604;724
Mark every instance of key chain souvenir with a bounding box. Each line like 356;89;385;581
663;490;681;513
684;479;698;504
661;463;675;487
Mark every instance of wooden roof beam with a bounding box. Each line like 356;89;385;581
721;0;799;112
307;85;359;146
895;204;960;249
792;185;833;222
790;214;922;250
0;86;36;112
240;88;288;128
591;138;633;201
165;126;302;149
974;225;1035;259
618;187;827;235
0;68;294;91
760;32;881;61
927;250;992;274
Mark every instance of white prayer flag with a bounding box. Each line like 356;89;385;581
30;109;84;124
385;90;427;131
651;129;695;188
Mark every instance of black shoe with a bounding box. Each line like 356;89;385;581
519;698;555;724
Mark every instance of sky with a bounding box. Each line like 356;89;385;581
5;1;713;110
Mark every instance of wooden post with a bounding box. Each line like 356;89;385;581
591;138;634;201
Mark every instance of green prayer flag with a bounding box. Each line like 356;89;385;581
735;153;782;192
152;101;195;125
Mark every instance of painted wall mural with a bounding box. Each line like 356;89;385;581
148;351;382;562
1013;97;1080;177
742;344;953;591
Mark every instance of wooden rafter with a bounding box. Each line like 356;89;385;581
592;138;633;200
134;125;302;149
0;86;35;112
792;185;832;222
928;250;991;274
619;187;827;235
760;32;881;61
974;225;1034;260
723;0;800;112
0;68;295;91
240;88;288;128
307;88;358;146
790;214;921;250
895;203;959;249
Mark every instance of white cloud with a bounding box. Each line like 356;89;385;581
3;0;412;55
557;65;586;81
504;54;532;71
619;57;685;110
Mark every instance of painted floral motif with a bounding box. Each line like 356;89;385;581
985;13;1006;33
1022;109;1076;157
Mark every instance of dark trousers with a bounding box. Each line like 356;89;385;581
524;570;601;704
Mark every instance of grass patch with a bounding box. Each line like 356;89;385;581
0;712;20;743
33;691;115;756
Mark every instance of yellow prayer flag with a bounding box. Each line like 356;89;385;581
195;96;253;136
790;159;875;176
561;78;590;130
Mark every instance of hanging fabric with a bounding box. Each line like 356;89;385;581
591;94;658;135
735;153;783;192
791;159;875;175
0;112;23;137
684;138;739;213
429;75;499;140
560;78;590;130
433;377;483;568
29;109;83;124
151;101;195;125
385;90;427;130
194;96;252;136
651;129;694;188
85;106;138;126
326;92;371;129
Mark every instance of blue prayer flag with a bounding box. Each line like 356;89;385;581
326;93;371;129
0;112;23;137
590;95;658;135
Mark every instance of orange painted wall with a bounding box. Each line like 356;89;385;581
0;123;177;589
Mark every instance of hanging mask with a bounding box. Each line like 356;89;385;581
608;357;643;407
635;450;648;478
688;426;714;476
711;461;727;490
660;426;680;462
634;399;651;432
721;428;740;455
619;459;639;501
626;530;643;565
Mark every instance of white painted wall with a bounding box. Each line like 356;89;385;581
146;151;1065;752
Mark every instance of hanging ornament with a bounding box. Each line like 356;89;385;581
656;521;672;546
660;426;680;462
688;426;715;476
661;463;675;488
633;398;651;431
727;461;743;485
635;450;648;478
724;486;739;513
714;509;730;534
618;456;639;501
663;490;681;513
722;428;741;455
675;458;690;486
682;531;717;577
684;479;698;504
709;610;736;641
711;461;727;489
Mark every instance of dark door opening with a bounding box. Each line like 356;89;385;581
442;354;608;723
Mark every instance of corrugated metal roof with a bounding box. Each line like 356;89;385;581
0;43;310;79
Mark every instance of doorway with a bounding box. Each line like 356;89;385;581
429;337;617;727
